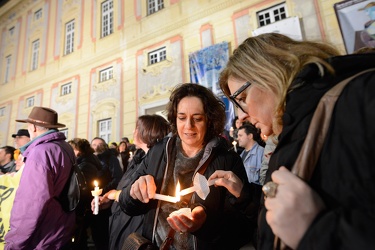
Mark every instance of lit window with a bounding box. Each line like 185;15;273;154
257;3;287;27
0;107;5;117
65;20;75;55
31;39;40;71
4;55;11;83
98;119;111;143
99;67;113;82
34;9;43;21
148;0;164;15
101;0;113;38
26;96;35;108
61;82;72;96
148;47;166;65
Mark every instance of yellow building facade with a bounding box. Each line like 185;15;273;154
0;0;346;146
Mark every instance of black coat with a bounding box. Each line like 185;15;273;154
120;135;259;250
258;54;375;249
108;149;146;250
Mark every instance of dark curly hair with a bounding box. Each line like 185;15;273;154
166;83;226;144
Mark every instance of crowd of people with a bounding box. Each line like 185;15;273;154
1;32;374;250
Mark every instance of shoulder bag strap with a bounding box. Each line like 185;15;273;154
275;68;375;250
291;68;375;181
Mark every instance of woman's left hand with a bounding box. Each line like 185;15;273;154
167;206;206;233
265;167;325;249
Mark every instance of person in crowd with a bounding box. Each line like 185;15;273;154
95;114;170;250
210;33;375;249
5;106;75;249
237;124;265;184
90;137;122;249
0;132;30;245
117;141;130;173
109;142;118;149
120;83;258;249
0;146;16;174
229;116;242;141
122;137;136;152
0;149;26;248
68;138;102;250
12;129;30;149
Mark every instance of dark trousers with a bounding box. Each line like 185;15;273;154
90;208;111;250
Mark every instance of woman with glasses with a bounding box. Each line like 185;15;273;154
210;33;375;249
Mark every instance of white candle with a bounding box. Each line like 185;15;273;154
153;193;179;203
232;141;237;152
91;180;102;215
129;151;133;158
152;182;180;203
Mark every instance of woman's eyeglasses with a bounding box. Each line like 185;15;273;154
229;81;251;114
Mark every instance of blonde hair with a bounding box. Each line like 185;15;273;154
219;33;341;134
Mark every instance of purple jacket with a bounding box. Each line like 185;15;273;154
5;131;75;249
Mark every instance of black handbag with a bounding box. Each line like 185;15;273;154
121;232;158;250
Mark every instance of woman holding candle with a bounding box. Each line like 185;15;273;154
120;83;259;249
96;114;170;250
211;33;375;249
68;138;101;250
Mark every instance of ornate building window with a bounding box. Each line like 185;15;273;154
61;82;72;96
148;47;166;65
148;0;164;15
101;0;113;37
257;3;287;27
99;67;113;82
98;118;111;143
34;9;43;21
31;39;40;71
65;20;75;55
4;55;11;83
26;96;35;108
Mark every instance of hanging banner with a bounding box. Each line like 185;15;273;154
189;42;235;131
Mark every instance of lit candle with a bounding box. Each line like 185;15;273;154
129;151;133;158
230;127;234;132
232;141;237;152
153;182;180;203
91;180;102;215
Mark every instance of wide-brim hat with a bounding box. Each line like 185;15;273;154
16;106;66;128
12;129;30;138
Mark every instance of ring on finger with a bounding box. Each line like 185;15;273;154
262;181;278;198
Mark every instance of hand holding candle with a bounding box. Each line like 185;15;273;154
91;180;102;215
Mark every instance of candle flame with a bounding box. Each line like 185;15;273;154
232;141;237;145
94;180;98;187
176;181;181;202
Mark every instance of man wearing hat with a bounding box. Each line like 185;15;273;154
12;129;30;149
5;106;76;249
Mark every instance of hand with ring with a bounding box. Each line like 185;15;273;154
264;166;326;249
